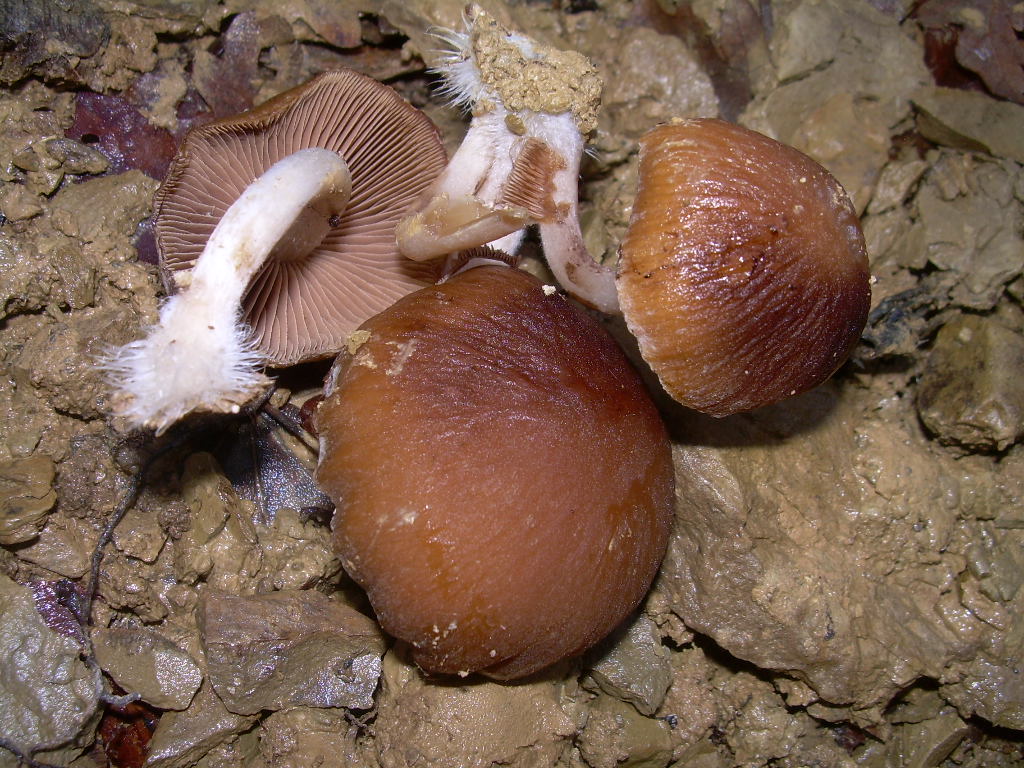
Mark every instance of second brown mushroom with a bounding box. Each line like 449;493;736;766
617;119;871;416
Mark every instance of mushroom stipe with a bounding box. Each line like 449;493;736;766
104;148;351;433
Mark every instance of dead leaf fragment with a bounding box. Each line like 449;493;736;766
917;0;1024;105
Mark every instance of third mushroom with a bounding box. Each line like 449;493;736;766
397;8;871;417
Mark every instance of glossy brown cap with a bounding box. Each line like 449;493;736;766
154;70;448;365
316;266;674;680
618;119;871;416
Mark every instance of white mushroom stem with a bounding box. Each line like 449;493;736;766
395;110;531;259
532;114;619;314
395;6;619;314
105;148;351;433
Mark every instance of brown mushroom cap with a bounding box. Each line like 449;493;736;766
154;70;448;366
617;119;871;417
316;266;674;680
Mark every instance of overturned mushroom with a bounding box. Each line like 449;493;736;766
316;265;674;680
106;70;447;432
395;5;617;312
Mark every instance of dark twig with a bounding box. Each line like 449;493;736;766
243;383;278;416
261;402;320;454
78;424;195;666
82;458;146;621
0;736;65;768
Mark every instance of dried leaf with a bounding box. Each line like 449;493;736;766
97;697;160;768
917;0;1024;104
67;92;178;179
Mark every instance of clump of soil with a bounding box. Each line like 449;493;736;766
2;0;1024;766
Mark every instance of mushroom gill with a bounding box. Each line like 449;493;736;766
105;70;447;433
156;68;448;365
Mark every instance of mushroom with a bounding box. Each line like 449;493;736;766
105;70;447;433
617;119;871;416
394;5;618;313
315;264;675;680
395;14;869;417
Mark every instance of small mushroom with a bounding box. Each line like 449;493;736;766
617;119;871;416
395;6;618;313
105;70;447;432
316;265;674;680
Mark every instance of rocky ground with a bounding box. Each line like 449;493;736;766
2;0;1024;766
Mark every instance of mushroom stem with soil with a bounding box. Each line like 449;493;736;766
395;5;619;313
105;148;351;433
397;7;871;418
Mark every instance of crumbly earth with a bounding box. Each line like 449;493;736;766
466;7;603;133
1;0;1024;766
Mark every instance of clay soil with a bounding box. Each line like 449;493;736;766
2;0;1024;766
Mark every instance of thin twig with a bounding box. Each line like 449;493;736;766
78;425;191;666
81;417;218;623
244;383;278;416
83;459;145;618
261;402;320;454
0;736;65;768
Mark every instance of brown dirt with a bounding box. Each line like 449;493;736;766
2;0;1023;766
